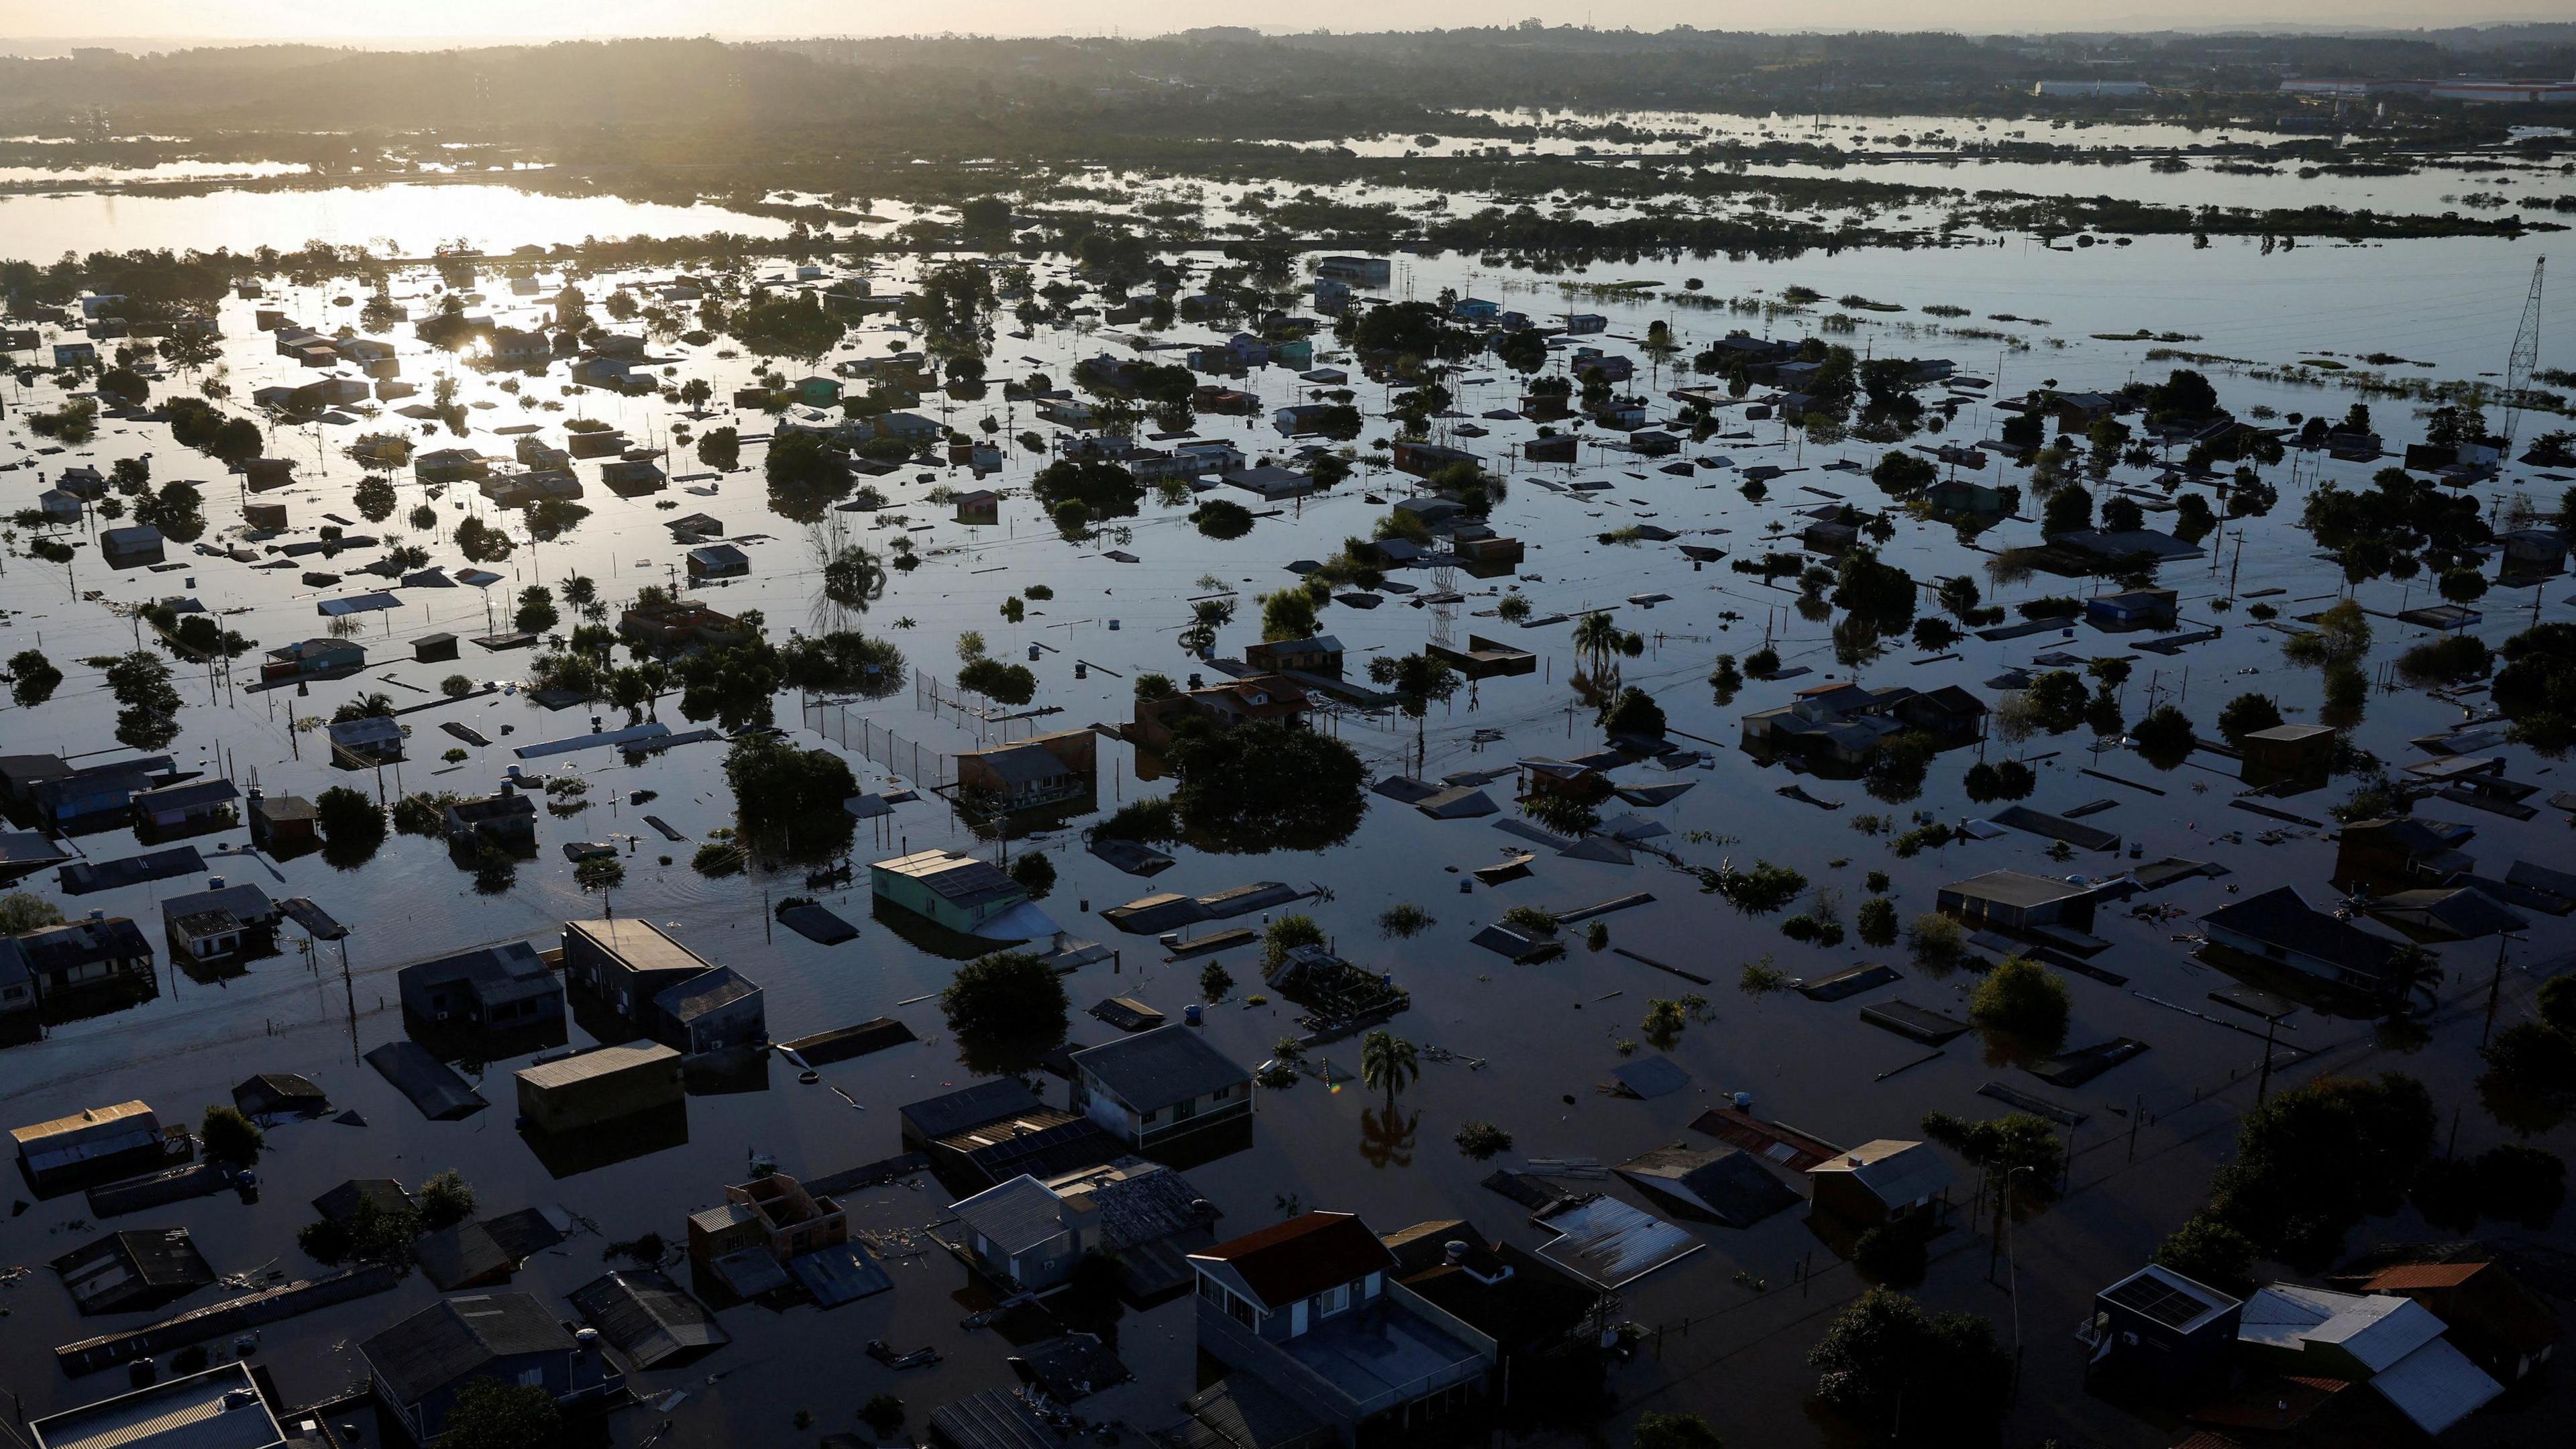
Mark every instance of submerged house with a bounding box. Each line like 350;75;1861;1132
949;1156;1219;1296
1805;1140;1952;1228
1740;682;1987;767
2332;817;2477;896
1936;869;2099;936
397;941;565;1042
954;731;1097;814
2;915;154;1004
514;1043;684;1134
869;849;1032;937
157;878;278;966
443;785;538;848
1069;1025;1252;1153
561;918;760;1054
2200;886;2412;994
260;638;364;682
1189;1211;1493;1445
361;1292;621;1443
11;1100;174;1195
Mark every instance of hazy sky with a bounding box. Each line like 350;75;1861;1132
0;1;2558;45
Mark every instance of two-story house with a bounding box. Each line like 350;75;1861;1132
1189;1212;1494;1445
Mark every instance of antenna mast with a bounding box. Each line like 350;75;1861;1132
2502;256;2544;451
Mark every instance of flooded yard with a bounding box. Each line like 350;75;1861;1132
1;166;2571;1449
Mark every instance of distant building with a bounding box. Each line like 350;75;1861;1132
246;790;318;852
652;964;766;1057
2033;79;2151;97
686;544;750;581
2348;1260;2563;1385
98;526;166;570
2426;79;2576;103
2084;588;2178;630
413;448;488;484
1313;256;1393;287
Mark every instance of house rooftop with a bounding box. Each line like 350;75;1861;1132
1945;869;2093;910
564;917;708;977
28;1362;284;1449
2100;1263;2241;1334
872;849;1023;910
1071;1024;1248;1112
1807;1139;1953;1205
360;1291;574;1405
900;1077;1042;1142
1191;1211;1393;1314
653;964;759;1023
951;1175;1067;1258
2203;886;2406;978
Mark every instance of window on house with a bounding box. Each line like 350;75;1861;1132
1228;1293;1255;1328
1318;1282;1351;1318
1211;1085;1232;1101
1173;1096;1197;1121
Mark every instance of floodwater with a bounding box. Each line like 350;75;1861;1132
0;182;791;262
1;166;2573;1449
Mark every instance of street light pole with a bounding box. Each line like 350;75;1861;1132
2005;1163;2033;1401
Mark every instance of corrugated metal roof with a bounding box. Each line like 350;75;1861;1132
29;1364;283;1449
2369;1337;2504;1436
1532;1197;1703;1289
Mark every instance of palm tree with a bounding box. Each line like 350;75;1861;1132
1571;611;1622;681
1359;1030;1419;1109
2383;944;2442;1018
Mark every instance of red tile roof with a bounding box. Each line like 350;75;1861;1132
1199;1211;1393;1311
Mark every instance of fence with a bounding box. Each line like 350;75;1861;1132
802;698;955;790
910;667;1064;747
